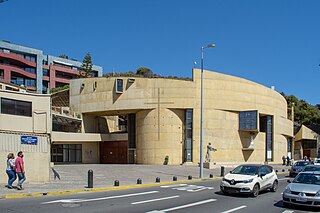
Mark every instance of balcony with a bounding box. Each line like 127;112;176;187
0;52;36;67
0;63;36;79
51;64;80;76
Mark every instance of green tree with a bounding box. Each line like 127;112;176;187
136;67;153;77
80;53;94;78
282;92;320;125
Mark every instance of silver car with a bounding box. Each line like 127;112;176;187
283;171;320;207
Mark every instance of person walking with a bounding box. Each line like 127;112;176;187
6;153;16;189
282;155;286;165
286;156;290;166
15;151;26;190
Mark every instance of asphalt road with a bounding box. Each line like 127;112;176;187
0;174;318;213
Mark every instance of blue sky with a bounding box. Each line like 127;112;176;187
0;0;319;105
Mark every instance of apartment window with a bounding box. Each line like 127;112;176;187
51;144;82;163
25;79;36;87
116;79;123;93
43;68;49;76
55;71;74;79
16;53;24;59
23;55;36;62
43;60;48;65
25;55;31;61
11;76;24;86
0;69;4;79
1;98;32;117
30;56;36;62
24;67;36;74
42;81;49;94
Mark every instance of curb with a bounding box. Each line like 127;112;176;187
0;177;222;199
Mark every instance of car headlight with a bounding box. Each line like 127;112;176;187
316;191;320;197
243;178;253;183
284;187;291;194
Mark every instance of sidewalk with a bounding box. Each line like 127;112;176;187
0;164;290;197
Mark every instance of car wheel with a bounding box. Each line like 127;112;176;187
270;180;278;192
251;184;260;197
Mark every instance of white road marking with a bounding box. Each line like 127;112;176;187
146;199;217;212
220;205;247;213
170;184;214;192
173;185;199;190
187;186;214;192
131;195;179;205
42;191;159;204
282;210;294;213
160;184;187;188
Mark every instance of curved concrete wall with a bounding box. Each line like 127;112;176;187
136;109;184;164
70;69;293;165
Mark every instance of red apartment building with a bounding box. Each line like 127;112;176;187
0;40;103;93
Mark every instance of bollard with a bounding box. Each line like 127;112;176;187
220;166;225;177
209;174;213;178
137;178;142;184
173;176;177;181
88;169;93;188
276;170;278;173
114;180;119;186
156;177;160;183
188;175;192;180
282;169;285;172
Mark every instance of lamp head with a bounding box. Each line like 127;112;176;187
207;44;216;48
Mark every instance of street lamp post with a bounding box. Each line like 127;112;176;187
200;44;215;178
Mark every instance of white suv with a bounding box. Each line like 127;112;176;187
220;164;278;197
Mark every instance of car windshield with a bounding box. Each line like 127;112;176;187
295;162;311;166
231;165;259;175
304;167;320;172
315;160;320;163
293;173;320;185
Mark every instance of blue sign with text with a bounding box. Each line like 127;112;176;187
21;136;38;145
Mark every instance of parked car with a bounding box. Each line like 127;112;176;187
303;165;320;172
314;159;320;166
289;161;314;177
220;164;278;197
283;171;320;208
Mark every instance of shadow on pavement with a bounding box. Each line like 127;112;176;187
273;200;320;212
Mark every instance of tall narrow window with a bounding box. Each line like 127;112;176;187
266;115;273;161
184;109;193;162
116;79;123;93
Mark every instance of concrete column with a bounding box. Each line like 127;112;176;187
136;109;184;165
49;65;55;89
36;54;43;93
3;68;10;82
